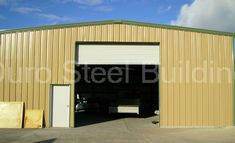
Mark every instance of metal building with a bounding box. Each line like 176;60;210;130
0;20;234;128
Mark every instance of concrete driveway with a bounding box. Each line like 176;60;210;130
0;116;235;143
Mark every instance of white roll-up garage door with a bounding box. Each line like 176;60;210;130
77;44;160;65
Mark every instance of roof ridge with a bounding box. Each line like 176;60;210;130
0;20;234;37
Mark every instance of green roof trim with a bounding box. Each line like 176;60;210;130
0;20;235;36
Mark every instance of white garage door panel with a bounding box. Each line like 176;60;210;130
78;45;160;65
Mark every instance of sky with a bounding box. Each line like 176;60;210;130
0;0;235;32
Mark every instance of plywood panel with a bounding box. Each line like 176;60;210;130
0;102;23;128
24;110;43;128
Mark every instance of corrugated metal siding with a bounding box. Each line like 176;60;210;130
0;24;233;127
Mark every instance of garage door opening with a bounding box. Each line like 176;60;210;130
74;43;160;127
74;65;159;127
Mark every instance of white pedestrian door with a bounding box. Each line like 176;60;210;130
52;85;70;127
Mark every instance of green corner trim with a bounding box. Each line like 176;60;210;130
0;20;235;37
233;37;235;126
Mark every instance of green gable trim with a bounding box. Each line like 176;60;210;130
0;20;235;37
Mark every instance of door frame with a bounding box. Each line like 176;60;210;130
49;84;71;128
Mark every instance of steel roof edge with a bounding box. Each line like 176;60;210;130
0;20;235;37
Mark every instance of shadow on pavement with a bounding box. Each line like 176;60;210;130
34;138;56;143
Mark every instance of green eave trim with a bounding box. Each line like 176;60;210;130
0;20;235;37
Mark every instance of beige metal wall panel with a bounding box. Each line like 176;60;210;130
160;29;168;126
64;28;72;83
214;35;220;126
4;34;11;101
16;32;23;102
33;31;41;109
58;29;65;84
179;31;186;127
10;33;17;101
208;35;214;127
225;37;233;126
173;30;180;127
185;31;192;127
201;34;209;126
70;27;77;127
45;29;54;127
0;34;5;101
28;31;35;109
167;30;174;127
196;33;203;127
22;32;29;108
39;30;47;110
0;23;233;128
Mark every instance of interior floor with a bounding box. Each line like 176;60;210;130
75;65;159;127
